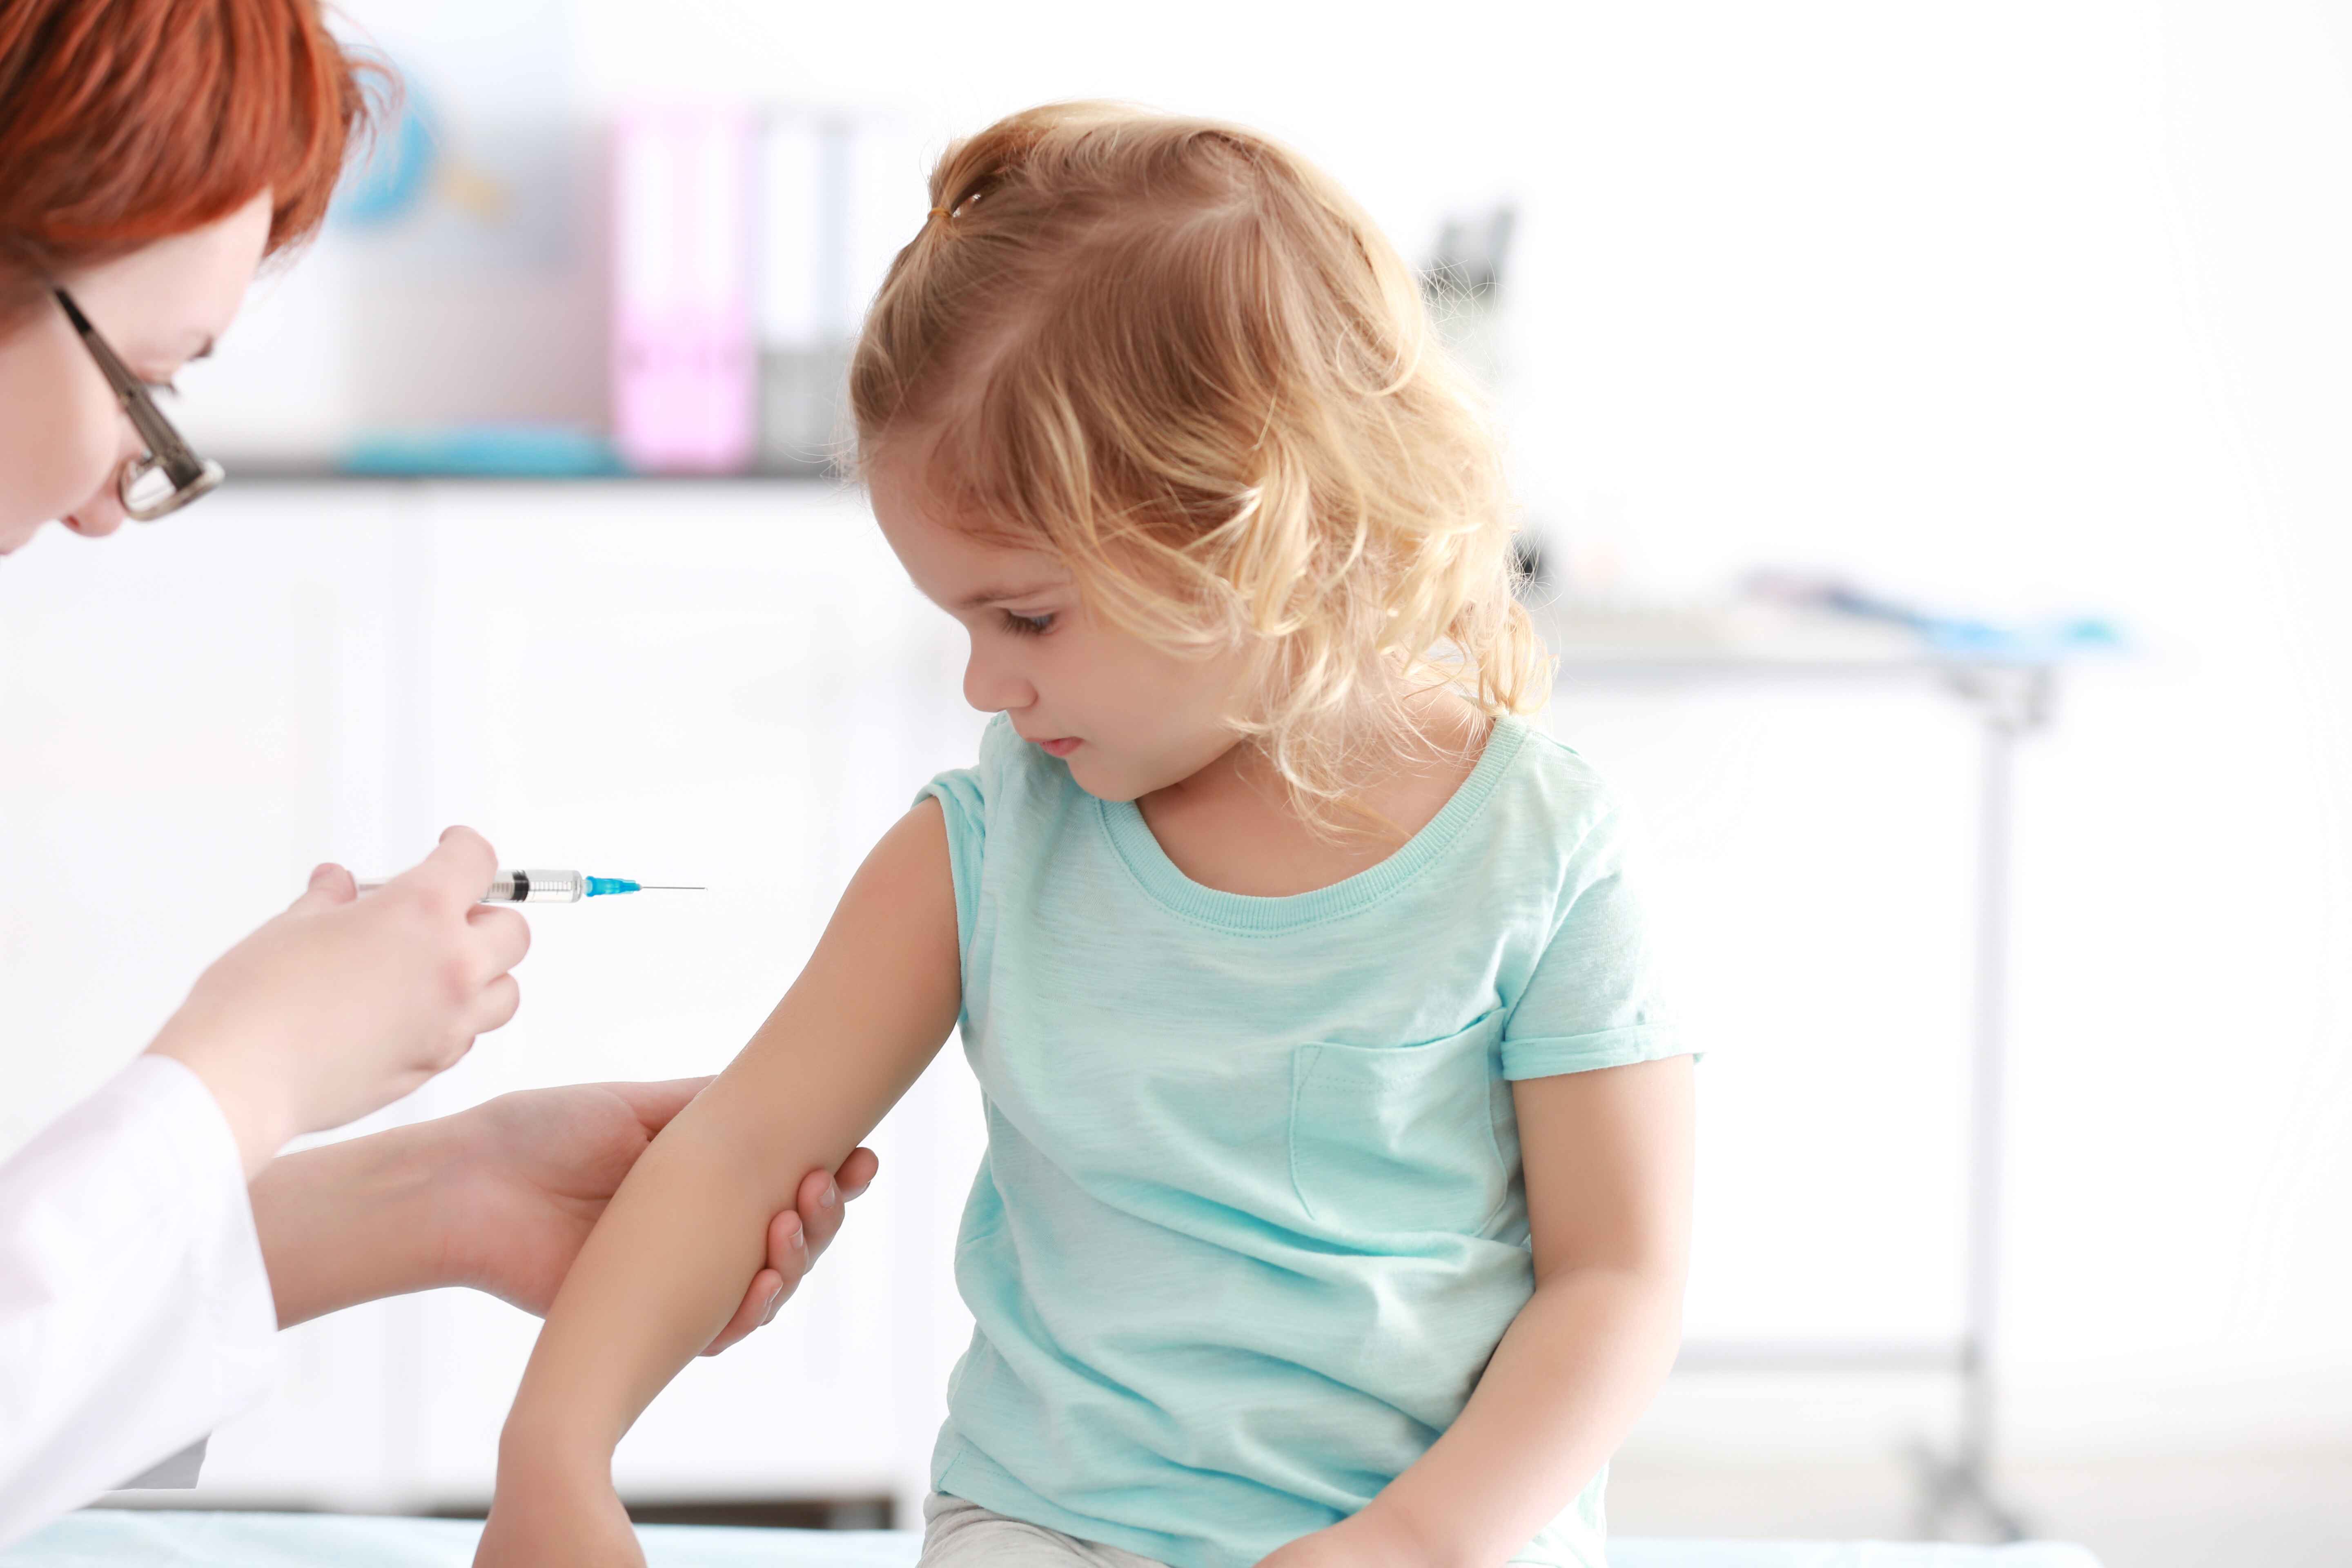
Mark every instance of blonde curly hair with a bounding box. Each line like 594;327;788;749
849;102;1550;831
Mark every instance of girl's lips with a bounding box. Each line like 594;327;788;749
1038;737;1081;757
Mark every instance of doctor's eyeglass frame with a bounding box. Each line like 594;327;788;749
51;286;225;522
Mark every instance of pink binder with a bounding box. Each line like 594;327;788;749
612;107;757;473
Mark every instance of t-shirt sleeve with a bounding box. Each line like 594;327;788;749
1500;803;1685;1080
913;713;1017;961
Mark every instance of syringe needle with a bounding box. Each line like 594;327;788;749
632;884;706;891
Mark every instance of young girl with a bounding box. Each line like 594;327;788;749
477;103;1692;1568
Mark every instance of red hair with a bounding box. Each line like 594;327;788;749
0;0;381;330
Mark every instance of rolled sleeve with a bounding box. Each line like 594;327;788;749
1500;810;1689;1080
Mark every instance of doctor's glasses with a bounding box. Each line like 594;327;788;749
53;287;225;522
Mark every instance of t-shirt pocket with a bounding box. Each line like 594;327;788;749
1287;1008;1512;1238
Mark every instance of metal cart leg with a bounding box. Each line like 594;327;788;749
1909;664;2053;1540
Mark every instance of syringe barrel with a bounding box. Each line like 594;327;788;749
483;869;586;904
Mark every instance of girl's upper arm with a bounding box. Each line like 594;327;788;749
691;796;964;1173
1510;1056;1696;1286
496;800;964;1464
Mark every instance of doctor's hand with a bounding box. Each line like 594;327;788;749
150;826;529;1176
433;1078;878;1352
251;1078;878;1346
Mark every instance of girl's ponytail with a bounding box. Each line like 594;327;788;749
923;105;1055;223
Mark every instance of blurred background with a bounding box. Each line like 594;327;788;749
3;1;2350;1564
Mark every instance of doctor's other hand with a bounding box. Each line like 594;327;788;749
434;1078;878;1353
149;826;528;1176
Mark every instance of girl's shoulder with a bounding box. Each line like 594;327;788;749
923;712;1083;841
1488;715;1628;850
1457;716;1660;913
971;710;1081;799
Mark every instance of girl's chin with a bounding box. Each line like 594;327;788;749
1060;755;1138;804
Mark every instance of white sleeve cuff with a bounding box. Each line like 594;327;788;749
0;1056;278;1545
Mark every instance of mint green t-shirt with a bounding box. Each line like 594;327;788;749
916;712;1680;1568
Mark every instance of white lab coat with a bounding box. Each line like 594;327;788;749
0;1056;276;1547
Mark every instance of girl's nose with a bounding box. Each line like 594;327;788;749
963;645;1035;715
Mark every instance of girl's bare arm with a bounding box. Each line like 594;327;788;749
479;801;960;1561
1262;1054;1696;1568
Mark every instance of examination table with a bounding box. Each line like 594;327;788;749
4;1511;2102;1567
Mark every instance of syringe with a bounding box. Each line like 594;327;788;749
354;870;705;905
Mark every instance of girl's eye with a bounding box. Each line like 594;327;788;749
1000;610;1057;637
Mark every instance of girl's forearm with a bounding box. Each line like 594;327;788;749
495;1022;948;1471
481;805;959;1568
496;1106;792;1472
1366;1265;1684;1568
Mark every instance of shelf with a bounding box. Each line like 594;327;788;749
216;463;842;486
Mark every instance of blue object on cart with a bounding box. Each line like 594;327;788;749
340;424;626;478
